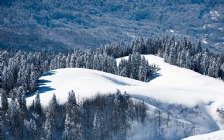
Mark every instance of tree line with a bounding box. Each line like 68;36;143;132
98;37;224;79
0;42;160;95
1;36;224;97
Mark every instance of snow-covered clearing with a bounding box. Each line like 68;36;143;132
27;55;224;139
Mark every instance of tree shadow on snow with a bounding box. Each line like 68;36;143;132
38;79;51;86
150;72;161;81
100;75;131;86
26;86;55;97
26;71;56;97
36;76;56;94
41;71;56;77
37;86;55;94
36;71;56;93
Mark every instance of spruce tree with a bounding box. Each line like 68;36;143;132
0;88;8;113
26;119;37;140
62;114;72;140
66;91;82;139
34;93;42;115
45;94;58;140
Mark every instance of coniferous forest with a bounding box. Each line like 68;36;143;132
0;37;224;139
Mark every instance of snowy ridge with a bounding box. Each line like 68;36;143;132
27;68;145;106
27;55;224;139
183;130;224;140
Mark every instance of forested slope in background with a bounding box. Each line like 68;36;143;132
0;0;223;51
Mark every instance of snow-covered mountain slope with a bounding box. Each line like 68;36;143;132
27;55;224;139
183;130;224;140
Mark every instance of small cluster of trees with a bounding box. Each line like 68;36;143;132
158;37;224;78
0;89;147;140
118;53;159;82
98;37;224;79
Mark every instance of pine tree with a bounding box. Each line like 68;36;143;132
66;90;82;139
0;53;3;89
118;59;128;77
16;86;27;139
0;110;3;140
69;53;76;68
0;88;8;113
163;44;170;63
62;114;72;140
26;119;37;140
45;115;53;140
220;63;224;79
34;94;42;115
201;49;209;75
45;94;58;140
185;50;192;69
43;60;50;73
138;57;148;82
66;54;71;68
180;48;187;68
8;95;20;138
30;64;39;93
208;57;221;78
60;55;66;68
131;53;141;80
76;55;84;68
93;111;101;140
169;45;177;65
93;54;101;71
140;101;147;123
17;86;27;115
120;67;128;77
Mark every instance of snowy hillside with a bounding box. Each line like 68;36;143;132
183;130;224;140
27;68;145;106
27;55;224;139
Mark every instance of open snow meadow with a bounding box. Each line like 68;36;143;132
27;55;224;139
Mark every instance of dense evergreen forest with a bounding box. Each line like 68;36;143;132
0;36;224;139
0;88;149;140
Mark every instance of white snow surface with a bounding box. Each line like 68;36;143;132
27;67;145;106
183;130;224;140
27;55;224;107
27;55;224;138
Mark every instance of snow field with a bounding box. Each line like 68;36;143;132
27;55;224;139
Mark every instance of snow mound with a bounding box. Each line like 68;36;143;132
27;68;145;106
27;54;224;108
183;130;224;140
26;55;224;138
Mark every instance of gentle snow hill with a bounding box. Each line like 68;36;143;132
27;55;224;138
27;68;145;106
183;130;224;140
27;55;224;107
